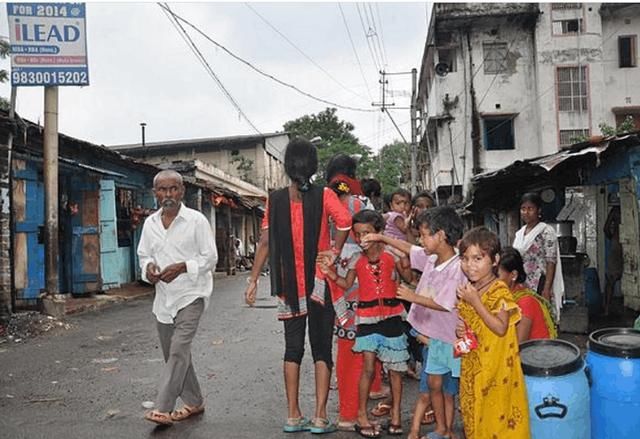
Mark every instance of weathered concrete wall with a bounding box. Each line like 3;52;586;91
425;16;540;195
0;142;11;320
422;3;640;198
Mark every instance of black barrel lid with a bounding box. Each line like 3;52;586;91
520;339;583;377
588;328;640;359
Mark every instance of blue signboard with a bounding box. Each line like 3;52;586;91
6;3;89;86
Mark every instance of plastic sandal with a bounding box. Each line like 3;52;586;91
309;417;338;434
283;416;312;433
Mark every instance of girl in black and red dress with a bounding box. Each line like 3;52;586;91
321;209;410;438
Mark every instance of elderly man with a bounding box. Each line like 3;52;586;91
139;170;218;426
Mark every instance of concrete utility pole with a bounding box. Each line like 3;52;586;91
373;70;418;194
43;86;59;296
410;68;418;196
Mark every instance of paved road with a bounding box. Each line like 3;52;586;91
0;274;443;439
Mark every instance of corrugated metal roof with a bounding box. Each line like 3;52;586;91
469;132;640;211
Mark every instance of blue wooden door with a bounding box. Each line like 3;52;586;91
99;180;119;289
13;161;45;300
70;177;101;295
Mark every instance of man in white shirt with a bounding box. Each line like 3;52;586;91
138;170;218;426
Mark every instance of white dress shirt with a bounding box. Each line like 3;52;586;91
137;203;218;324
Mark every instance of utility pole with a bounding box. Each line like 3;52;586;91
410;68;418;196
43;86;59;297
372;70;417;194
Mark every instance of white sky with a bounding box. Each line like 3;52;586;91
0;2;430;151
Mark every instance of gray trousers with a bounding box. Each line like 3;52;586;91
155;298;205;412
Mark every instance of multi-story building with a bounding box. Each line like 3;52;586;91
418;3;640;201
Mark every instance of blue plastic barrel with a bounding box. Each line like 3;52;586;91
586;328;640;439
521;339;590;439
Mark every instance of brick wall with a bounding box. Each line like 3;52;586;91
0;142;11;321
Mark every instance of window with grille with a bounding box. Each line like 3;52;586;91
619;36;637;68
483;42;508;74
557;67;588;112
559;129;589;147
483;117;514;150
552;3;582;10
553;19;583;35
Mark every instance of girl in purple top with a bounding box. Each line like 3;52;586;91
384;189;411;241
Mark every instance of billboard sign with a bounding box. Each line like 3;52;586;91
6;3;89;86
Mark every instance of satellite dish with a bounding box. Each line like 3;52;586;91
435;63;449;77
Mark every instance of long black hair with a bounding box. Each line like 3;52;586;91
284;138;317;192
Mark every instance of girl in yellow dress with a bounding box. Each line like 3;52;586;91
455;227;530;439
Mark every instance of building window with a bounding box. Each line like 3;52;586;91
553;19;583;35
559;129;590;147
552;3;582;10
483;117;514;150
619;36;637;68
438;48;457;73
483;42;508;74
557;66;588;112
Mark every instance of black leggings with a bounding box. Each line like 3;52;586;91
283;294;335;368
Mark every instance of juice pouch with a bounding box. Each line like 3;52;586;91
453;324;478;358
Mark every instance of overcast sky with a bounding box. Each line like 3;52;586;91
0;2;430;151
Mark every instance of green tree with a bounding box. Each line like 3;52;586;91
370;141;411;194
283;107;373;183
0;38;11;111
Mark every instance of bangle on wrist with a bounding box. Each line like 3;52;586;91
246;277;258;285
330;246;340;256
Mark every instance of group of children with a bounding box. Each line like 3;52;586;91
321;188;530;439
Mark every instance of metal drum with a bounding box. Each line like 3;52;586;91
587;328;640;439
521;339;590;439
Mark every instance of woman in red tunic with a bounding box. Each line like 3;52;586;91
245;138;352;434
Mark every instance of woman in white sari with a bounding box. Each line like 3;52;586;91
512;192;564;321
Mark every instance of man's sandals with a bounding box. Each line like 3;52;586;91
144;410;173;426
171;404;205;421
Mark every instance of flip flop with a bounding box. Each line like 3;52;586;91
388;423;404;435
426;432;450;439
355;424;381;438
171;404;205;421
283;416;312;433
370;401;392;417
309;417;337;434
421;409;435;425
144;410;173;426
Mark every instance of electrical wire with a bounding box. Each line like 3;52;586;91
244;3;369;103
356;3;382;71
374;3;389;67
158;3;375;113
160;3;261;134
367;3;387;68
338;3;374;102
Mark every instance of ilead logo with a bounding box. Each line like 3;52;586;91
13;19;80;43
